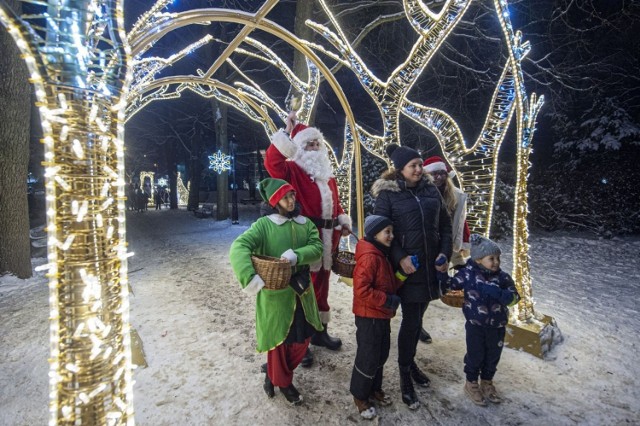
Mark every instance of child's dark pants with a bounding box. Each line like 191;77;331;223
350;316;391;401
464;322;506;382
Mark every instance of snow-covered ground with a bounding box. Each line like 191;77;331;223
1;205;639;425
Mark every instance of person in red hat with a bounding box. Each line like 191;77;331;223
420;155;471;343
229;178;324;405
422;156;470;266
265;111;352;367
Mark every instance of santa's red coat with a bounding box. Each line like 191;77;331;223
265;130;351;270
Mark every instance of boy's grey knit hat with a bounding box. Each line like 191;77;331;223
364;215;392;239
470;234;501;260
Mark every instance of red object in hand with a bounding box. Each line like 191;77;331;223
462;220;470;243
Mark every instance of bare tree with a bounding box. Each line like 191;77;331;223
0;0;32;278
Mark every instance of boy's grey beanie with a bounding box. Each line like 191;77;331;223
470;234;501;260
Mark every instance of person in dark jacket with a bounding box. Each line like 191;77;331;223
444;234;520;406
154;187;163;210
372;144;452;410
350;215;403;420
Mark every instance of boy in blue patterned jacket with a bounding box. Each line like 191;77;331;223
441;234;520;406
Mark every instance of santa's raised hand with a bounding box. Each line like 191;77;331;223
285;110;297;134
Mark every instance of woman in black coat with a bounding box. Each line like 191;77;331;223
372;144;452;409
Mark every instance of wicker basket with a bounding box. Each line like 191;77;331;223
440;290;464;308
251;255;291;290
332;251;356;278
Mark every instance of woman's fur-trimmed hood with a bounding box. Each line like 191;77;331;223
371;169;433;198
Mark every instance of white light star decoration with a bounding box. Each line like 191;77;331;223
208;150;231;174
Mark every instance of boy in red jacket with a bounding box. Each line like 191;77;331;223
350;215;403;420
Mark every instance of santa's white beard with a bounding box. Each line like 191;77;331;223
294;148;334;181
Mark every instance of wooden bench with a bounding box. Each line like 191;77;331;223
194;203;214;218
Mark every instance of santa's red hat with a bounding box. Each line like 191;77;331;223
423;156;455;178
290;123;324;149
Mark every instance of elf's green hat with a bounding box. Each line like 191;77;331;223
258;178;296;207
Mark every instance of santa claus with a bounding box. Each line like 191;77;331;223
265;111;352;366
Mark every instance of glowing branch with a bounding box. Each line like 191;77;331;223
230;36;320;124
131;35;214;94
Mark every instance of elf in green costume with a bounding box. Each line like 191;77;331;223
229;178;324;405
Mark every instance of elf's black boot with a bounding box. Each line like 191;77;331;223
310;323;342;351
263;372;275;398
279;384;303;406
399;365;420;410
300;348;314;368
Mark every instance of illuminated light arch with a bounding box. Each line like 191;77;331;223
126;76;278;133
125;6;365;224
139;171;155;207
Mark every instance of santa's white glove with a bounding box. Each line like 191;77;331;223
243;274;265;296
280;249;298;266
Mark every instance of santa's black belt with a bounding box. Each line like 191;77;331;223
310;217;339;229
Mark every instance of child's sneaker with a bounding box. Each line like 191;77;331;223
369;389;392;406
480;380;502;403
354;397;377;420
464;381;487;406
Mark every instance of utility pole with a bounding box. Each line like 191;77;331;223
231;138;239;224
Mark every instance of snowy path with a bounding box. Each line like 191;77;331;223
1;208;639;425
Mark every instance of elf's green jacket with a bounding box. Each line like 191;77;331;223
229;214;324;352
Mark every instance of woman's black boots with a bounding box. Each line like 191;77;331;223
410;361;431;387
399;365;420;410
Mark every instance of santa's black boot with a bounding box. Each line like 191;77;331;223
310;323;342;351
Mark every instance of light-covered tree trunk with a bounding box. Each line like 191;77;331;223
0;0;33;278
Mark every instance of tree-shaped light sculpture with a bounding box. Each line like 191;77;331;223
121;0;559;357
